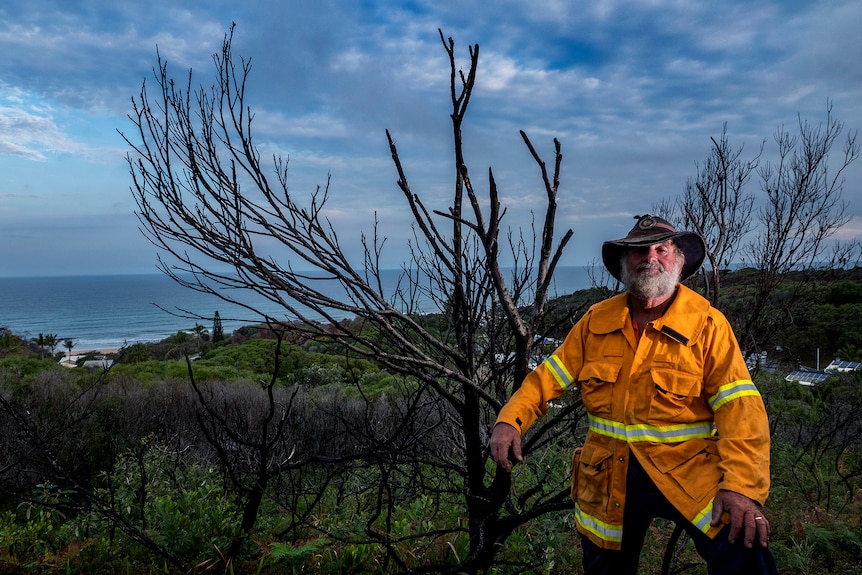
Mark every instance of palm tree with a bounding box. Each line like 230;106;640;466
33;333;46;358
63;339;75;365
192;323;208;341
168;330;190;359
44;334;59;357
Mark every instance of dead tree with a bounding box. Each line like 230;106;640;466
121;26;582;572
659;107;858;363
680;124;760;306
741;102;860;355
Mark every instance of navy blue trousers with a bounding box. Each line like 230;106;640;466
580;455;778;575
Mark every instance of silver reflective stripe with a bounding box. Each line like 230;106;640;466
587;414;627;440
708;380;761;411
575;504;623;543
588;414;716;443
545;355;573;390
692;499;714;533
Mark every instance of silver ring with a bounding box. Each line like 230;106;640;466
755;516;764;521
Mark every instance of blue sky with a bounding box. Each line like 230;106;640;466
1;0;860;277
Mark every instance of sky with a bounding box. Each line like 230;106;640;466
1;0;861;278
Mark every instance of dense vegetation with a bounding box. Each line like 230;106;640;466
714;268;862;366
1;270;861;574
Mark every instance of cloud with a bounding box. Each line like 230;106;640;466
0;0;860;278
253;110;351;140
0;100;74;159
0;1;226;115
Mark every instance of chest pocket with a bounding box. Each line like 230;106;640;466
578;362;621;419
648;369;703;424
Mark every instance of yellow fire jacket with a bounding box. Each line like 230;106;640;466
497;284;770;550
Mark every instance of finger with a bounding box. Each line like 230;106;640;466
493;447;512;472
491;440;512;472
726;508;746;545
490;426;519;472
509;438;523;464
727;519;742;545
742;511;758;548
710;497;725;527
755;514;770;547
490;436;504;461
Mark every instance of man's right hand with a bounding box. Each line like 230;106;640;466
489;422;522;472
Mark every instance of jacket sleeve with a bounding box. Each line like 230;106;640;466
702;311;771;505
496;315;587;434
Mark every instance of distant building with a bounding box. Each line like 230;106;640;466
61;354;114;369
785;369;831;387
785;357;861;386
82;357;114;369
824;358;862;372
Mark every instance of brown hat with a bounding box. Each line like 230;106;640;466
601;214;706;281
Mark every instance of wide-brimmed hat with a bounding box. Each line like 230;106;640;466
601;214;706;281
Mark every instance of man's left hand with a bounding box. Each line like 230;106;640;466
711;489;770;548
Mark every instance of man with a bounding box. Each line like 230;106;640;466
490;215;777;574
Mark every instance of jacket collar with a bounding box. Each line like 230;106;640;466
588;284;711;345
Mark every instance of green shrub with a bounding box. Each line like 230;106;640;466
93;437;240;564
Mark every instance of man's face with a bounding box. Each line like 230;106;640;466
619;240;685;300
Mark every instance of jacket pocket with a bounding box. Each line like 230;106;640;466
575;442;614;509
648;369;702;423
578;362;621;418
652;440;722;503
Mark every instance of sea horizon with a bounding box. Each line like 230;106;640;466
0;268;594;351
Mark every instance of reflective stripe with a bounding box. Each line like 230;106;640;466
576;498;712;543
588;414;715;443
692;498;714;534
708;380;761;411
587;414;628;440
575;504;623;543
544;355;573;390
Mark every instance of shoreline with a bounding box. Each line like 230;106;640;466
77;348;121;355
58;348;121;368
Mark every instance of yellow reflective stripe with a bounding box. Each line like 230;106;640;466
544;355;573;390
588;414;715;443
575;503;623;543
708;380;761;411
692;498;714;534
587;414;628;440
625;421;715;442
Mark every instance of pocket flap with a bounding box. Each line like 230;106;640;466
645;439;717;473
579;362;621;384
651;369;701;397
580;442;613;468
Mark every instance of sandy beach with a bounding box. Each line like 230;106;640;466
59;348;121;367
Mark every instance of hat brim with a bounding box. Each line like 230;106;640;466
602;231;705;282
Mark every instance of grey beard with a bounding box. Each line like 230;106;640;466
620;262;681;300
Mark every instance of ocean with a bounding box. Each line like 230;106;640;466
0;268;592;351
